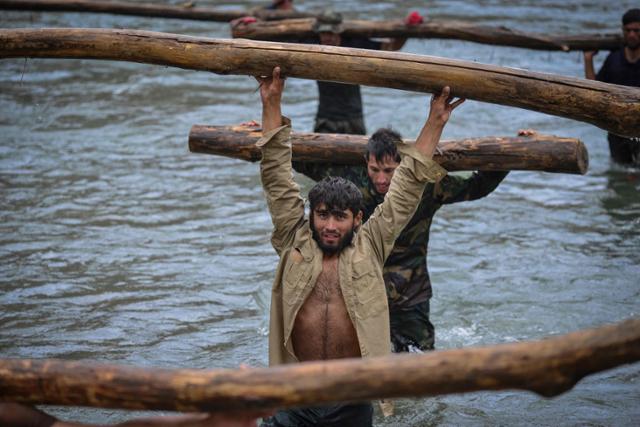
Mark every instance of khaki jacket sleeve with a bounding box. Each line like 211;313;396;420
257;117;306;256
360;143;447;265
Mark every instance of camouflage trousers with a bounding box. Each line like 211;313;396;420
314;116;367;135
389;300;435;352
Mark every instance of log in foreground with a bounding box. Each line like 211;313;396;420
1;318;639;412
189;124;589;174
1;29;639;137
0;0;312;21
232;18;622;52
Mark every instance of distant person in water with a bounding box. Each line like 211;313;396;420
584;8;640;165
312;10;420;135
0;403;268;427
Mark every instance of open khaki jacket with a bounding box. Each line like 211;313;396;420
258;119;446;366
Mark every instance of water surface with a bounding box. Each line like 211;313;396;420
1;1;639;425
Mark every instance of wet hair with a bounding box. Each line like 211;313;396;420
366;128;402;164
623;8;640;25
308;176;363;216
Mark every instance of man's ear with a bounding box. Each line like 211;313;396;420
355;210;363;227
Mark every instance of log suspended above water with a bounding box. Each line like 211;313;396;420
1;28;639;137
1;318;639;412
232;18;622;52
1;0;621;51
0;0;313;21
189;124;589;174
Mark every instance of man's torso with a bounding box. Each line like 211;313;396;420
291;255;361;361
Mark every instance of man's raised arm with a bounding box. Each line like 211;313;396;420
256;67;285;133
414;86;465;157
255;67;305;255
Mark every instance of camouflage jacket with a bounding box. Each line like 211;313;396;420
293;161;508;311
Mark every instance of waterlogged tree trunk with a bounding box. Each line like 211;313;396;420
188;124;589;174
0;318;639;411
1;28;638;137
0;0;312;21
232;18;622;52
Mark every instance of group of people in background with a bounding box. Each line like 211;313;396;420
2;2;638;427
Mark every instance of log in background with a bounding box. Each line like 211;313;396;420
189;124;589;174
232;18;622;52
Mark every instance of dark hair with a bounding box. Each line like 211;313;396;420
308;176;363;216
366;128;402;164
623;8;640;25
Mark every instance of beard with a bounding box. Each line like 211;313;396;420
310;217;356;255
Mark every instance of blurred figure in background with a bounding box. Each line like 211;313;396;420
312;10;419;135
584;8;640;165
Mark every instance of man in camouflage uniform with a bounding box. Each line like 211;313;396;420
294;129;508;352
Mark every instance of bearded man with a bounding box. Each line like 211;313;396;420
256;67;462;427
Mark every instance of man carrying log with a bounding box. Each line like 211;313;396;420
584;8;640;165
293;137;508;352
256;66;461;426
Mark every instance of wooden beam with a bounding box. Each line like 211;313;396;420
0;0;313;21
1;28;638;137
1;318;639;411
188;124;589;174
232;18;622;52
1;0;622;51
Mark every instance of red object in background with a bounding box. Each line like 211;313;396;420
404;11;424;26
238;16;257;25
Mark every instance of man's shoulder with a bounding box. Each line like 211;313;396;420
603;49;625;65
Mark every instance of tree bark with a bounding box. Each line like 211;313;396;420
232;18;622;52
0;318;639;412
0;0;312;21
189;124;589;174
1;28;638;137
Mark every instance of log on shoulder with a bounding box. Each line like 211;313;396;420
1;28;638;137
1;318;639;411
188;124;589;174
231;18;622;52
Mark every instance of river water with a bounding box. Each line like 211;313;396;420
1;1;639;425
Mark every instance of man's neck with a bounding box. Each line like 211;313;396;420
625;46;640;63
322;252;339;261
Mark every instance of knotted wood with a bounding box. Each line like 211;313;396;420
189;124;589;174
232;18;622;52
0;0;312;21
1;318;639;411
1;28;638;137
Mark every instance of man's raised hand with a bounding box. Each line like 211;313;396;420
255;66;285;108
256;67;285;133
428;86;465;127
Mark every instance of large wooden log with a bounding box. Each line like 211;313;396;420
1;318;639;412
189;124;589;174
1;28;638;137
1;0;622;51
232;18;622;52
0;0;312;21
